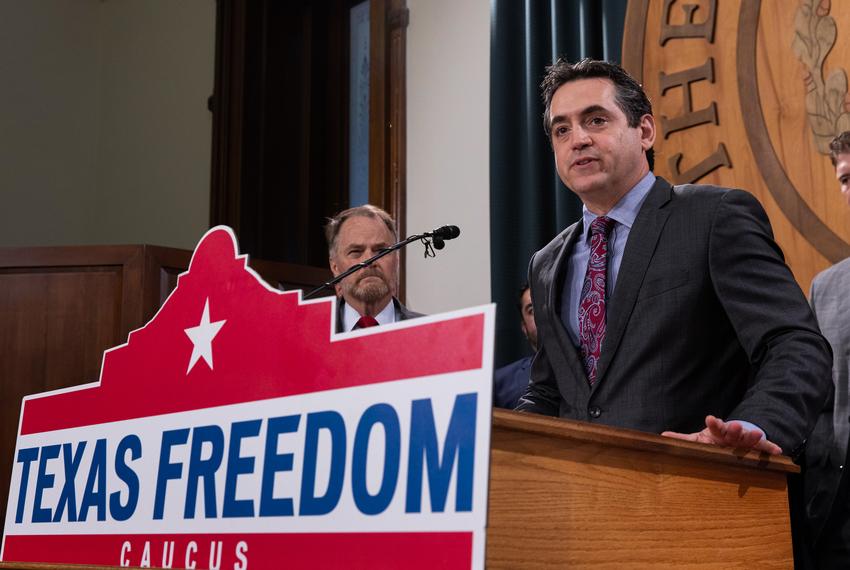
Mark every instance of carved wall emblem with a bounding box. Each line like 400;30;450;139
623;0;850;291
792;0;850;153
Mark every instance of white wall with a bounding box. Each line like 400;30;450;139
0;1;102;246
406;0;491;314
95;1;214;248
0;0;215;249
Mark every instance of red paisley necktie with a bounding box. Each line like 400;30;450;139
578;216;616;385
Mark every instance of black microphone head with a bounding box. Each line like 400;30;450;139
433;225;460;240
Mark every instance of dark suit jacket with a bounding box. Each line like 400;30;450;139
516;177;832;457
493;356;532;409
335;297;423;333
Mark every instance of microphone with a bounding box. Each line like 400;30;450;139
428;225;461;240
427;225;461;250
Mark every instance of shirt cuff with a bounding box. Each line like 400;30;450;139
728;419;766;441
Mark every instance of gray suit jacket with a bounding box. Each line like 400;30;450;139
517;177;832;457
811;257;850;464
335;297;423;333
805;257;850;539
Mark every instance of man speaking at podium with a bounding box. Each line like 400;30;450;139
516;58;832;459
325;205;422;332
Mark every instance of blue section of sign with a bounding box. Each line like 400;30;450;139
223;420;262;518
32;444;60;523
111;435;141;521
54;442;86;523
79;438;107;522
185;425;225;519
406;393;477;513
14;447;39;524
352;404;401;515
259;415;300;517
300;411;347;516
154;428;190;520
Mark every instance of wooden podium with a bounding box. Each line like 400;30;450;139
487;409;797;568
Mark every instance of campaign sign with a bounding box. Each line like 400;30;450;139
1;227;494;569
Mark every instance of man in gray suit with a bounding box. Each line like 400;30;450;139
325;205;422;332
806;131;850;567
516;58;831;458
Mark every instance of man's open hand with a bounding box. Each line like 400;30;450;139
661;415;782;455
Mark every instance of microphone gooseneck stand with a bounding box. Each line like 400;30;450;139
303;226;460;300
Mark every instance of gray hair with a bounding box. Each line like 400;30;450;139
325;204;398;257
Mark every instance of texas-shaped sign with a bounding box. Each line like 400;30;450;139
2;227;494;569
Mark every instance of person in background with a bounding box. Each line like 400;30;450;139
325;205;422;332
805;130;850;569
494;284;537;409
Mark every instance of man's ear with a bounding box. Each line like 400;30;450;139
330;257;340;277
639;113;656;151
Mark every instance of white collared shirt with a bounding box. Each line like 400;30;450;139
561;172;656;346
342;299;396;331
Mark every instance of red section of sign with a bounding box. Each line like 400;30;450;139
2;532;473;568
20;229;484;435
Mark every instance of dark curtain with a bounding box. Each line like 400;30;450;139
489;0;628;367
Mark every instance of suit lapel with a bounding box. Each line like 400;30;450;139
393;298;416;321
335;298;345;333
545;222;590;391
594;178;673;386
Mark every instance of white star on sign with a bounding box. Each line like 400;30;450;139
184;298;226;374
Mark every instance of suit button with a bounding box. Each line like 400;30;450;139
589;406;602;418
